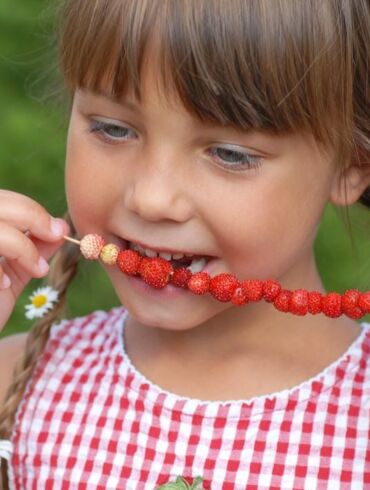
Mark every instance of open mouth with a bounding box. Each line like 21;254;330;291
167;255;212;273
115;237;215;274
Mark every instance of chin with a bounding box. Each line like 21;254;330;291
123;296;229;332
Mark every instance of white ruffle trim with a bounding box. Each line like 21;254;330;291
0;440;14;489
0;439;13;462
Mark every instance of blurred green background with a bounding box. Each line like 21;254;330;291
0;0;369;340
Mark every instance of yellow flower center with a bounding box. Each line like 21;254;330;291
32;294;47;308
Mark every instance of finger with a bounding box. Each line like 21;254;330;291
0;221;52;278
0;190;66;242
0;267;11;290
25;218;71;260
29;220;71;263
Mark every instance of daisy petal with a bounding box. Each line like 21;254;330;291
25;286;59;320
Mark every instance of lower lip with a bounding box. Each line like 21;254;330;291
127;274;191;298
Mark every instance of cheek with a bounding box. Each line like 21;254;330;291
65;128;116;235
214;170;329;278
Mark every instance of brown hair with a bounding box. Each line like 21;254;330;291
57;0;370;192
1;0;369;486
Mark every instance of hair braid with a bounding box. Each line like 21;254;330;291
0;211;80;489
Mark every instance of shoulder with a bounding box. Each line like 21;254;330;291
48;307;125;347
361;321;370;374
0;332;28;406
346;321;370;411
29;307;126;374
0;307;125;408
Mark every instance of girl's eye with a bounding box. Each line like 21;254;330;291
89;120;137;143
207;146;262;172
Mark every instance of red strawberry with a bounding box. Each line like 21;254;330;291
139;257;174;289
117;249;142;276
242;279;264;302
263;280;281;302
289;289;309;315
341;289;364;319
138;256;152;275
170;267;192;288
273;290;292;312
321;292;342;318
209;273;240;302
344;307;364;320
308;291;322;315
187;272;210;295
342;289;360;309
359;292;370;314
231;285;250;306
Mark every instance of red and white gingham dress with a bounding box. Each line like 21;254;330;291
6;306;370;489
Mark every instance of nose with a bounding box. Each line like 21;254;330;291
123;151;193;223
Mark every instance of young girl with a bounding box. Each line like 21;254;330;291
0;0;369;488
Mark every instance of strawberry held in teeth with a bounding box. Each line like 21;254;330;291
63;233;370;319
139;256;174;289
127;240;210;274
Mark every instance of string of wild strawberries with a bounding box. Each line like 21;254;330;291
64;234;370;320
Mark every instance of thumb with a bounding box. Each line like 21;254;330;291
30;219;72;263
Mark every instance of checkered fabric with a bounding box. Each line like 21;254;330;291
7;307;370;489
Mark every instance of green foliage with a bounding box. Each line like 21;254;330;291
0;0;369;340
156;476;204;490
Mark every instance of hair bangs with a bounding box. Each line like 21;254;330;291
59;0;354;153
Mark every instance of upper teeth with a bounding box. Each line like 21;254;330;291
129;242;193;261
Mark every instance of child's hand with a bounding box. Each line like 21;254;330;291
0;190;69;331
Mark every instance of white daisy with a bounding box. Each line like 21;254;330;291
25;286;59;320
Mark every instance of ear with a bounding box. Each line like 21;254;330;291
329;153;370;206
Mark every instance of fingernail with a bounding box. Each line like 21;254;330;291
38;257;49;275
0;274;11;290
50;218;64;238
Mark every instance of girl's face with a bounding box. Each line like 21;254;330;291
65;62;340;331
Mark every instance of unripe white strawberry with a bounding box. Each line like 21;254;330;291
80;234;105;260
